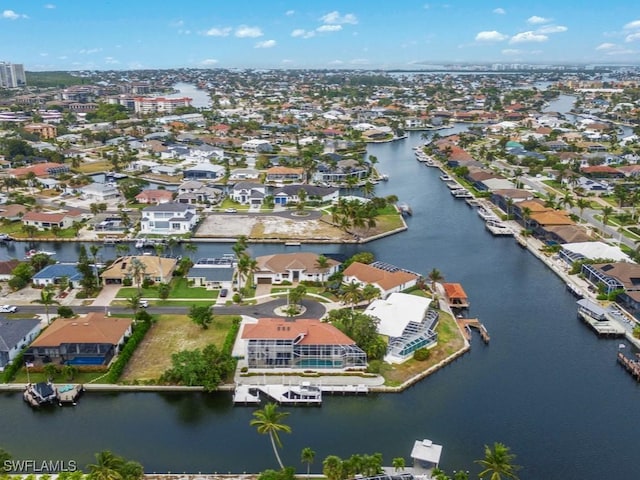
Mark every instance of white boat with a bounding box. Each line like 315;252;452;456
485;220;513;236
24;249;56;259
446;182;461;190
440;174;453;181
452;189;473;198
477;208;500;222
465;198;481;207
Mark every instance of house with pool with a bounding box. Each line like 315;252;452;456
239;318;367;369
24;312;133;367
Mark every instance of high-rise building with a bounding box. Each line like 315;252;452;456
0;62;27;88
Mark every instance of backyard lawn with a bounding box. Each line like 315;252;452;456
120;314;239;382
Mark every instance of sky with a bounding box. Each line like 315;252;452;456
1;0;639;71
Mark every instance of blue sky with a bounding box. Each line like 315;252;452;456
1;1;639;71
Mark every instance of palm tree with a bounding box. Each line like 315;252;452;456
362;284;381;305
301;447;315;479
340;281;363;309
315;254;330;271
127;257;147;293
89;244;101;290
601;205;614;232
250;402;292;470
475;442;521;480
154;243;165;283
184;242;198;261
576;198;590;223
322;455;343;480
392;457;405;472
32;285;59;325
127;293;142;316
428;268;444;294
87;450;124;480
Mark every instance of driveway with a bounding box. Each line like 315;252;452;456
91;284;121;307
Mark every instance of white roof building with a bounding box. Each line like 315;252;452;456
410;439;443;471
365;293;431;338
562;241;631;263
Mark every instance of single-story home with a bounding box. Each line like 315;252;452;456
100;255;178;285
31;263;84;287
0;318;42;368
342;261;420;298
253;252;341;284
185;257;235;289
240;318;367;369
135;189;175;204
22;209;84;231
24;312;133;366
0;259;20;281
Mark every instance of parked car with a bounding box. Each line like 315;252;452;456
224;208;237;213
139;300;149;308
219;288;228;298
0;305;18;313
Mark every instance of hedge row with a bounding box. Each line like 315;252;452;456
222;317;241;356
2;351;25;382
105;320;152;383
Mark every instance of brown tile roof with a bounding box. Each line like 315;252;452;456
0;204;27;218
0;259;20;275
100;255;178;280
581;165;621;174
30;313;132;347
135;189;174;201
256;252;339;274
343;262;418;291
530;210;574;226
443;283;468;300
23;210;83;223
266;166;304;175
516;199;549;212
10;162;67;178
591;262;640;290
242;318;356;345
544;225;592;243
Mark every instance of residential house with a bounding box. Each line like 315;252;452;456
9;162;69;179
185;256;235;289
240;318;367;369
0;259;20;281
581;262;640;296
140;203;198;235
22;209;84;231
31;263;84;287
364;293;438;364
100;255;178;285
342;261;420;298
176;180;222;205
265;166;305;183
229;168;260;181
183;162;225;180
313;159;369;184
231;182;267;206
0;318;42;368
241;139;272;153
253;252;341;285
272;185;339;206
135;189;175;205
559;241;630;267
80;183;120;202
23;123;57;139
25;312;133;366
0;204;27;221
490;189;535;215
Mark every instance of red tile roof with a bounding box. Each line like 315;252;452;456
443;283;468;300
30;312;132;347
242;318;356;345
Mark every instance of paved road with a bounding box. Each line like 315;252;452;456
12;298;327;319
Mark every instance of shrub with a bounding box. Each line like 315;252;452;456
413;348;431;361
232;293;242;303
366;359;383;374
123;278;133;287
105;321;152;383
57;306;75;318
141;278;154;289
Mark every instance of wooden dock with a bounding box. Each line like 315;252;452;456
617;352;640;381
457;318;490;344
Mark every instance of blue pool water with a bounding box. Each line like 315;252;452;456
66;356;105;366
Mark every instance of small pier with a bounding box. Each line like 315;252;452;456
57;384;84;406
232;382;369;406
457;318;490;344
233;385;261;405
617;352;640;382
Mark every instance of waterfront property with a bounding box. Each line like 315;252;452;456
442;283;470;309
240;318;367;369
24;312;133;366
140;202;198;235
342;261;419;298
253;252;341;285
0;318;42;368
100;255;178;285
185;257;235;289
22;209;84;231
581;262;640;295
364;293;438;364
31;263;84;287
410;438;443;473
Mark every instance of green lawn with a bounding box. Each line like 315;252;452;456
13;369;106;384
115;278;215;299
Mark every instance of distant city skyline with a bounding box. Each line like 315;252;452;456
1;1;639;71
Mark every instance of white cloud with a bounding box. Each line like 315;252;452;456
328;60;344;65
281;59;293;64
205;27;231;37
44;4;56;8
502;49;521;55
536;25;567;34
291;29;315;39
320;11;358;25
493;8;506;14
349;58;369;65
200;59;219;66
39;53;48;57
527;15;550;25
623;20;640;30
285;10;295;16
509;31;548;44
596;43;617;51
105;57;119;64
235;25;263;38
255;39;276;48
475;30;508;42
317;24;342;33
78;48;103;54
2;9;27;20
626;32;640;42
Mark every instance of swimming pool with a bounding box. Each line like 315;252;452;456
66;356;105;366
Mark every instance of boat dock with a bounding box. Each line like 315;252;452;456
232;385;261;405
617;352;640;381
485;220;513;236
456;318;490;344
57;384;84;405
232;382;369;406
577;299;626;337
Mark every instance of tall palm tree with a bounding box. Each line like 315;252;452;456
89;244;101;290
127;257;147;294
576;198;590;223
521;207;532;231
315;255;330;271
184;242;198;261
601;205;614;231
475;442;521;480
340;281;363;310
428;268;444;294
154;243;165;283
250;403;292;470
31;286;59;325
362;284;381;305
301;447;315;479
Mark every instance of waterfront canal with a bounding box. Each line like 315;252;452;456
1;131;639;479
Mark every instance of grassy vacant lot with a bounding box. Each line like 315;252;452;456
380;310;465;387
120;314;237;382
74;160;112;174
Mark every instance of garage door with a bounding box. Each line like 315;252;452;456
257;277;272;284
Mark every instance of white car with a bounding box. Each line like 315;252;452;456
139;300;149;308
0;305;17;313
224;208;238;213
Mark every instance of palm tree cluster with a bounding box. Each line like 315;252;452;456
233;235;258;296
330;196;395;234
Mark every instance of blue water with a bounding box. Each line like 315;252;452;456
0;130;639;479
65;357;105;366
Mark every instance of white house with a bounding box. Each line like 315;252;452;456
342;261;419;298
140;203;198;235
241;139;272;153
253;252;341;285
80;182;120;201
231;182;267;205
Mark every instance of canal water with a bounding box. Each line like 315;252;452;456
1;132;639;479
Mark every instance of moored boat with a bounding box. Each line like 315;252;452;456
23;382;58;407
